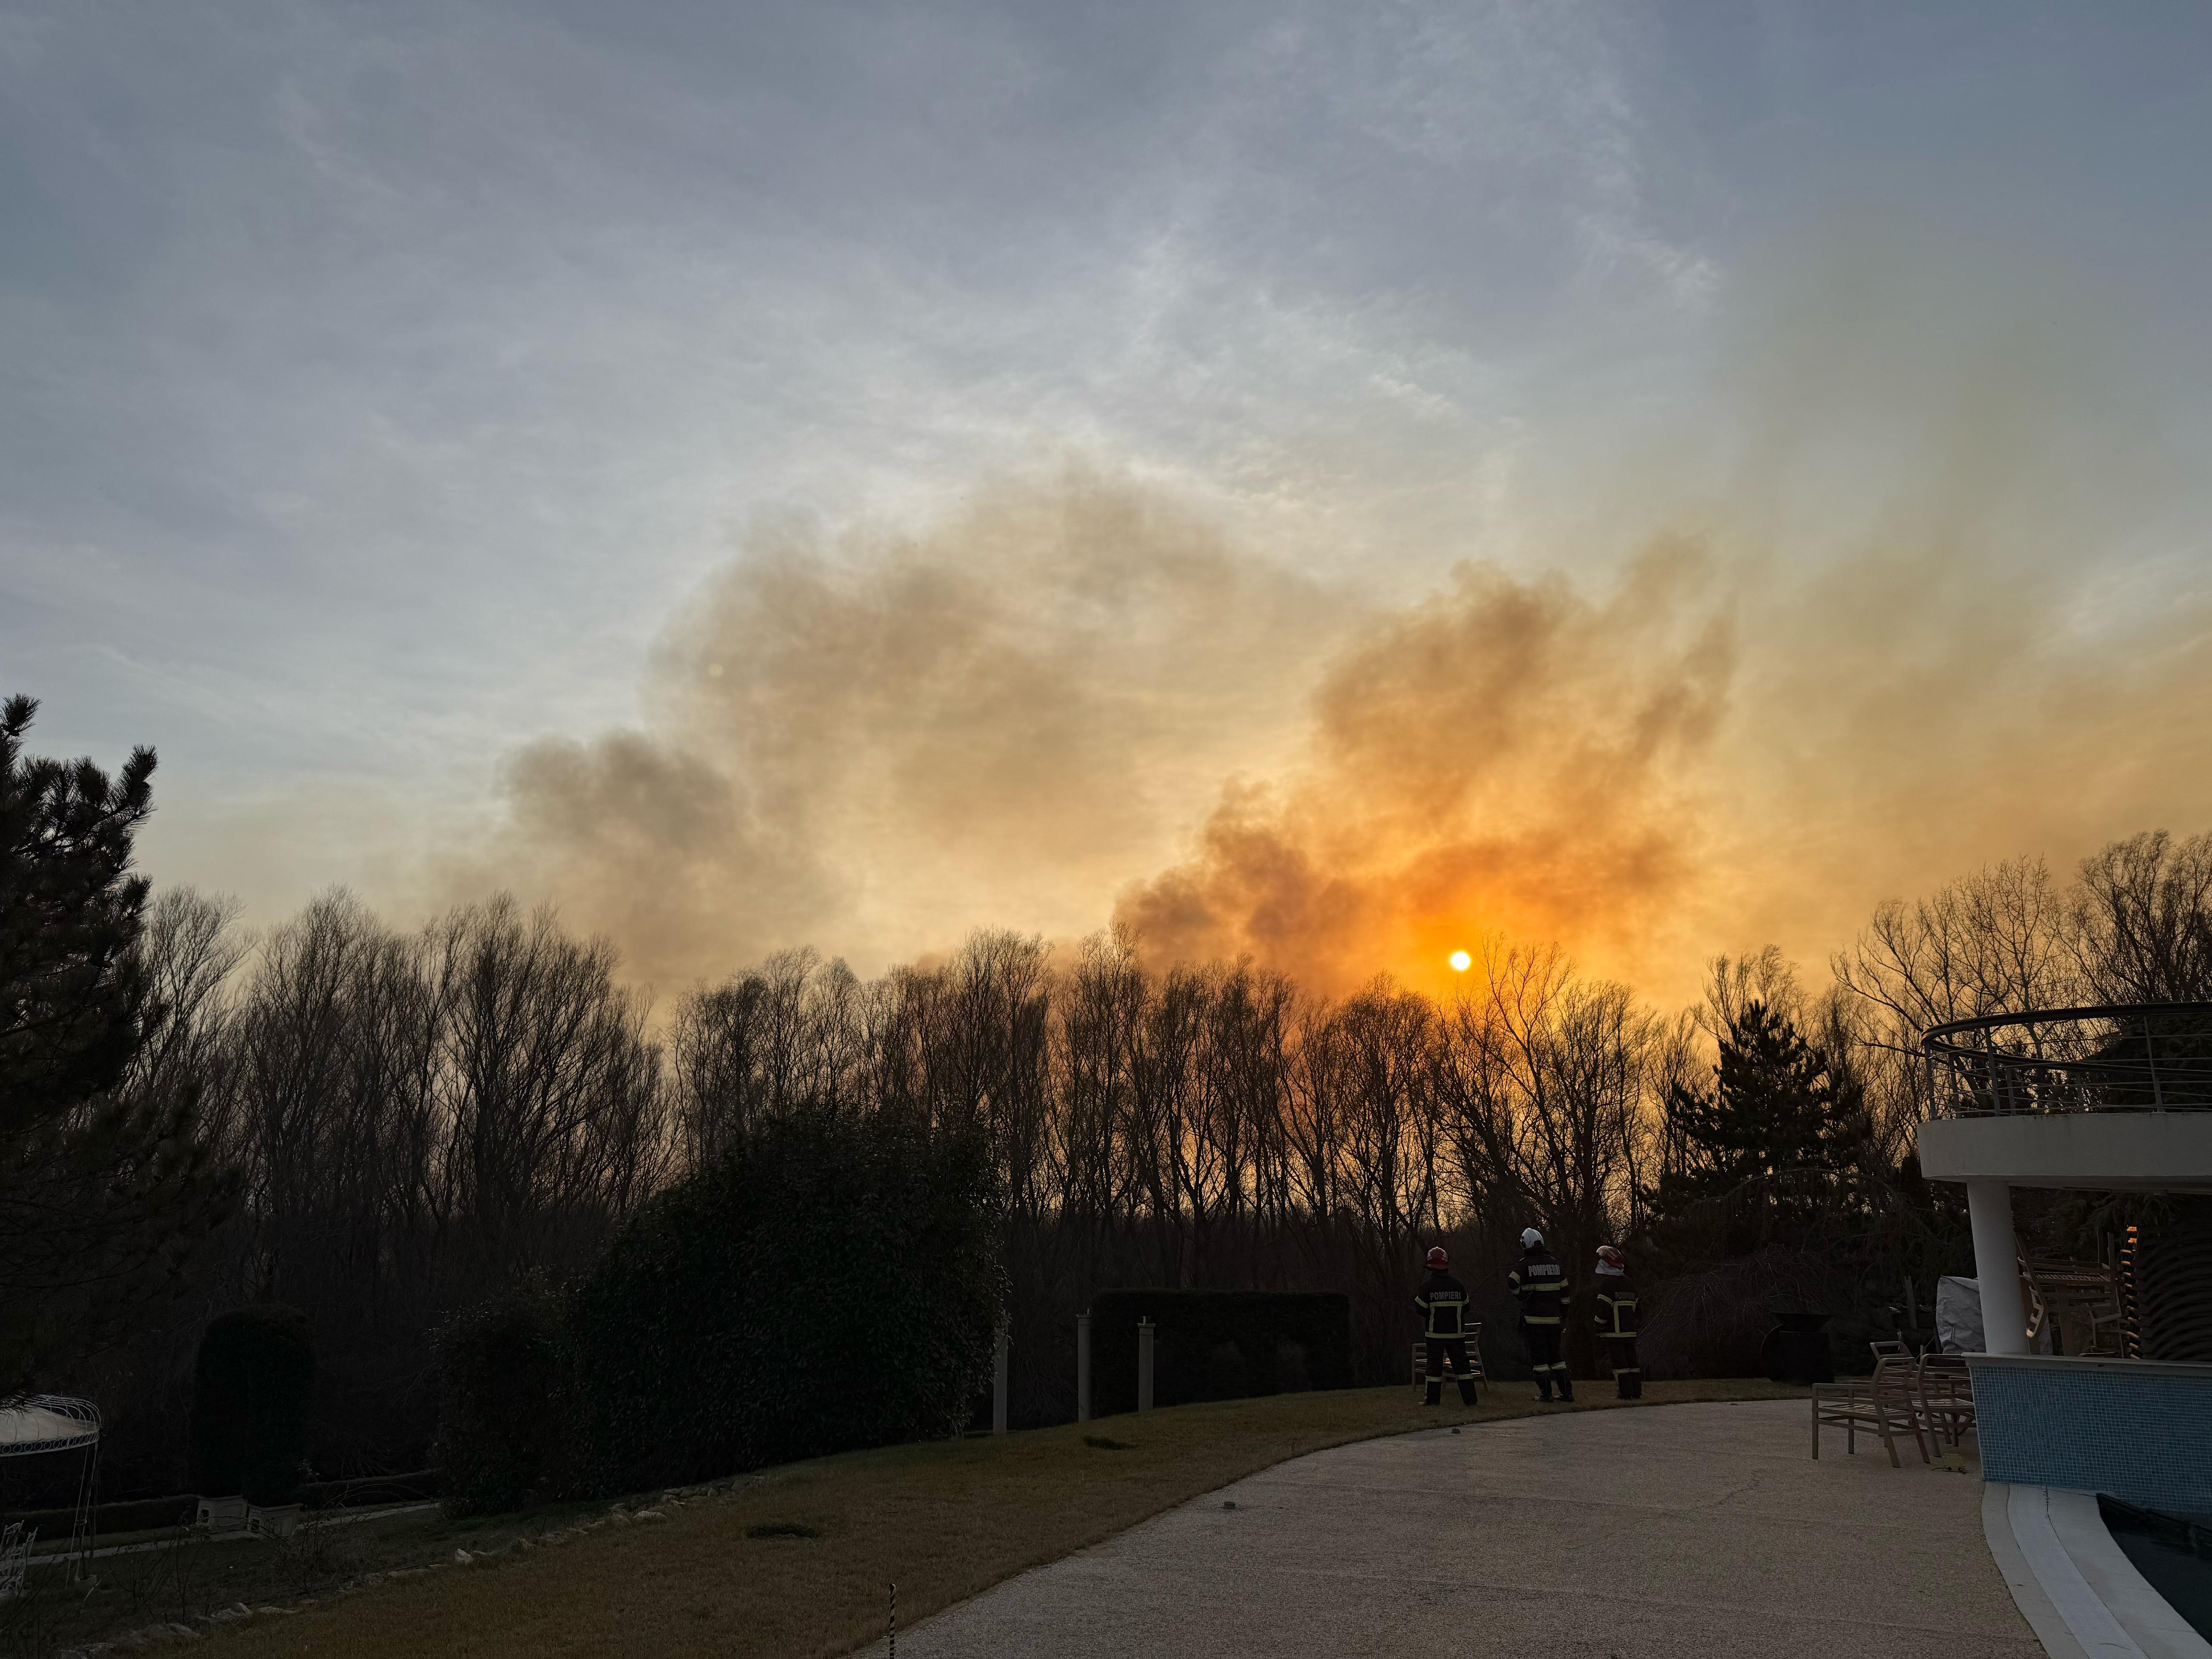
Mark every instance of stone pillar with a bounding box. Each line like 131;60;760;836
1967;1179;2030;1355
1076;1311;1092;1424
1137;1318;1155;1414
993;1324;1009;1434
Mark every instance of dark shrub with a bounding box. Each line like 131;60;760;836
1635;1265;1771;1380
1089;1291;1351;1416
1639;1249;1892;1379
1201;1341;1251;1401
190;1305;315;1504
569;1112;1003;1492
433;1286;571;1516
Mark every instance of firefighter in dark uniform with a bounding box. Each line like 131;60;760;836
1509;1227;1573;1402
1593;1244;1642;1399
1415;1246;1480;1406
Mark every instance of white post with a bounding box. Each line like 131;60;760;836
1967;1179;2030;1355
1137;1318;1155;1414
993;1324;1010;1435
1076;1311;1092;1424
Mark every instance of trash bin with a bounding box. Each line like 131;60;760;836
1763;1309;1835;1384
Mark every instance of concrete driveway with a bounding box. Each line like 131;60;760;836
870;1399;2041;1659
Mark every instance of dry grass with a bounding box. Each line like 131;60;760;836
196;1379;1802;1659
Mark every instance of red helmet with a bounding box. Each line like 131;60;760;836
1596;1245;1626;1271
1425;1246;1449;1270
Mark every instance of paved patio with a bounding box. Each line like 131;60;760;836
868;1398;2042;1658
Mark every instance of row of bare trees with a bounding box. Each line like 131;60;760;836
661;930;1703;1414
96;892;665;1484
79;830;2212;1484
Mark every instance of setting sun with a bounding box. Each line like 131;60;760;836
1448;950;1471;973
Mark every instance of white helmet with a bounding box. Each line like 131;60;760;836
1521;1227;1544;1249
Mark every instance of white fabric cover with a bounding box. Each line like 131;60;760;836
0;1399;99;1456
1937;1275;1986;1354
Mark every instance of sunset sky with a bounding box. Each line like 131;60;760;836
6;3;2212;1005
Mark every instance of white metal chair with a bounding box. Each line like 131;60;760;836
0;1522;35;1601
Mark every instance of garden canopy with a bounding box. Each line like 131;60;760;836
0;1396;100;1458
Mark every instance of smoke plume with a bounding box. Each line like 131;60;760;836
1117;541;1734;989
464;471;1354;987
473;250;2212;1003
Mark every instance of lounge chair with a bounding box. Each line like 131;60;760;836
1812;1343;1931;1467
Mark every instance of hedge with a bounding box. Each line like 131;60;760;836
5;1495;195;1538
6;1475;442;1542
432;1112;1007;1507
568;1112;1004;1492
189;1305;315;1504
1088;1290;1351;1417
433;1287;571;1516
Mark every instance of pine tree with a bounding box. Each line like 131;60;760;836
0;695;233;1389
1654;999;1868;1254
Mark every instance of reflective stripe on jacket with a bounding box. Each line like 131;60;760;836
1509;1249;1567;1325
1415;1271;1471;1338
1594;1277;1639;1337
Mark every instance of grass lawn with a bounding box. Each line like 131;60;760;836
102;1378;1801;1659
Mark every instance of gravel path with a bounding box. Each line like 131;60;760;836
864;1398;2041;1659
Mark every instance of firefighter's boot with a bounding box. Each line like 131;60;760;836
1536;1376;1553;1402
1457;1378;1478;1407
1557;1376;1575;1403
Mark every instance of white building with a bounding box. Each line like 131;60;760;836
1916;1004;2212;1513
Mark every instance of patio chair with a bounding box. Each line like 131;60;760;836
0;1522;33;1602
1812;1344;1931;1468
1914;1352;1975;1450
1410;1326;1487;1397
2021;1255;2124;1357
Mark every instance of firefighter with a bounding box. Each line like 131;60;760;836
1508;1227;1572;1402
1414;1245;1480;1406
1593;1244;1642;1399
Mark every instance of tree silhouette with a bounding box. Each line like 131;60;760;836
0;694;232;1389
1654;998;1869;1255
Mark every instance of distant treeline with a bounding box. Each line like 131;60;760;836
63;830;2212;1494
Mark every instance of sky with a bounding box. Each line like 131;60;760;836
6;2;2212;1007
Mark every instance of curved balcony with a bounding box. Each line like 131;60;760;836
1923;1001;2212;1116
1918;1003;2212;1195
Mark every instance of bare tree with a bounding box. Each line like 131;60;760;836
2069;830;2212;1003
432;898;666;1279
671;948;863;1164
1834;857;2080;1046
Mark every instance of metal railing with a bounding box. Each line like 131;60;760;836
1922;1002;2212;1116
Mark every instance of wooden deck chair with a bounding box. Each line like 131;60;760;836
2021;1255;2124;1356
1410;1326;1487;1397
1915;1352;1975;1450
1812;1344;1931;1467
